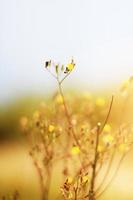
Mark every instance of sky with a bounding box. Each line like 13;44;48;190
1;0;133;103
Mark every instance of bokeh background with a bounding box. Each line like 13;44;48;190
1;0;133;104
1;0;133;199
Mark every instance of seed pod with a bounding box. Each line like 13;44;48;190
45;60;51;68
55;65;59;74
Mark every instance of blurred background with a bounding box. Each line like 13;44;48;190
1;0;133;199
1;0;133;104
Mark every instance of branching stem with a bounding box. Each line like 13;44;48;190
57;77;80;147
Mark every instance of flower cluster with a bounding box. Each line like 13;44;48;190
20;60;133;200
44;58;75;85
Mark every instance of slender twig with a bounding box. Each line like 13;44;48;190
46;68;57;80
95;161;103;177
94;96;114;194
30;152;46;200
57;77;80;147
95;148;116;194
74;185;78;200
84;96;114;200
96;153;126;199
96;143;133;199
100;95;114;134
95;125;123;194
88;124;101;200
59;72;71;85
46;64;80;146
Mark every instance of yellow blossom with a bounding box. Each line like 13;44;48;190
68;192;73;199
103;134;114;144
67;63;75;71
103;124;112;132
67;177;73;184
71;146;80;155
96;97;105;107
48;125;55;133
82;175;89;183
98;145;104;153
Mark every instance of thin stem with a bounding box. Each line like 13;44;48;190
95;147;116;194
34;161;46;200
57;79;80;147
46;65;80;146
30;152;46;200
95;161;103;177
96;143;133;199
74;187;78;200
95;126;123;194
88;124;100;200
59;72;71;85
87;96;114;200
100;95;114;134
46;68;57;80
96;153;126;199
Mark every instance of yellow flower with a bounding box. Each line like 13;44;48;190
103;134;114;144
55;94;64;104
48;125;55;133
71;146;80;155
68;192;73;199
82;175;89;183
67;63;75;71
97;145;104;153
103;124;111;132
67;177;73;184
96;97;105;107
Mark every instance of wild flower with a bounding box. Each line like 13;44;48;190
66;60;75;72
67;177;73;184
95;97;105;107
103;124;111;132
48;124;55;133
102;134;114;145
71;146;80;155
19;59;133;200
